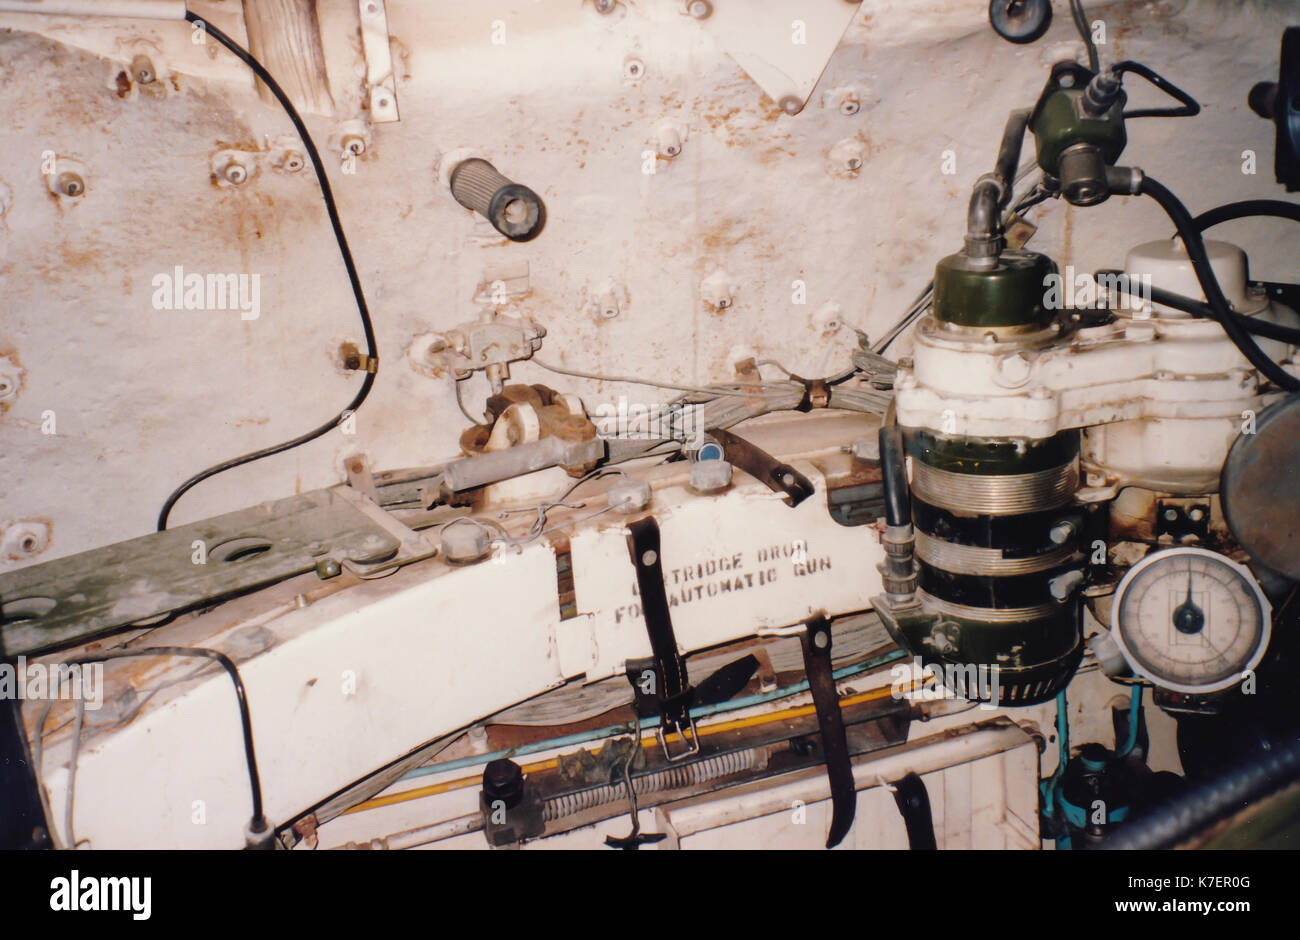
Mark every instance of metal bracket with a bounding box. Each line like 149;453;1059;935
358;0;400;123
709;428;815;507
0;485;433;656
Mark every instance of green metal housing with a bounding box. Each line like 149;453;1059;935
1030;87;1127;176
932;250;1057;328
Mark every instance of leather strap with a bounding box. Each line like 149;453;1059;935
799;613;856;848
891;772;938;850
625;517;698;760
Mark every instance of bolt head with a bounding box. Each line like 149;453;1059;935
56;172;85;197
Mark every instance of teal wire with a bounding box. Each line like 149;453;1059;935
1115;684;1142;760
1041;691;1069;820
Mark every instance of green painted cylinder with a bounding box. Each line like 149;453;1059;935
932;250;1057;329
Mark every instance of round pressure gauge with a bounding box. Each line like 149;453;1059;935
1111;547;1271;695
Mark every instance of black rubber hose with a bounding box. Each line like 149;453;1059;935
1138;176;1300;392
1191;198;1300;232
158;13;379;530
67;646;268;836
1100;732;1300;849
879;426;910;528
1094;268;1300;344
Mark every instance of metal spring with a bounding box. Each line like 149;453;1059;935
543;746;766;822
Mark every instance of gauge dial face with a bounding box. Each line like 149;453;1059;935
1112;548;1271;694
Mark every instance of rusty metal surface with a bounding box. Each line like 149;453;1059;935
0;0;1295;573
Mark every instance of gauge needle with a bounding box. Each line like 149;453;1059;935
1172;571;1205;635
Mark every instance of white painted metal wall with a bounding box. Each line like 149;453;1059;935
2;0;1296;569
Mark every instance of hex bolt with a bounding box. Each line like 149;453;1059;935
131;54;156;84
56;172;85;197
997;352;1033;386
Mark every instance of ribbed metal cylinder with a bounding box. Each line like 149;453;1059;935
449;158;509;215
449;158;546;242
901;429;1085;705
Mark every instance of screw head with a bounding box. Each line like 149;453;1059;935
223;163;248;185
687;0;713;18
56;172;85;197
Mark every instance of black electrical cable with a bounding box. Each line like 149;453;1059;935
157;12;379;531
1112;61;1200;119
1139;175;1300;392
1191;198;1300;232
66;645;268;837
1094;268;1300;344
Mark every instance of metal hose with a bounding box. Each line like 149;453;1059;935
1100;733;1300;849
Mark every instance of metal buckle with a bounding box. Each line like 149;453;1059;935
656;716;701;762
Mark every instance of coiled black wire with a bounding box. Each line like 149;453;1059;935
157;13;379;530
